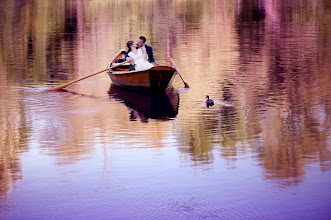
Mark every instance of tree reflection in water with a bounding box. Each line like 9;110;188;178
0;1;329;212
108;84;179;122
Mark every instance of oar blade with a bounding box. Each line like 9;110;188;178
47;83;70;91
184;82;190;88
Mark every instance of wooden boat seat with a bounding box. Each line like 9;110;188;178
111;62;130;71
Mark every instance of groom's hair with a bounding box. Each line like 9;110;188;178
139;36;146;43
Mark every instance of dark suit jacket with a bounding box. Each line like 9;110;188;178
145;44;155;63
125;44;155;64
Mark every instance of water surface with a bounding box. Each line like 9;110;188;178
1;0;331;219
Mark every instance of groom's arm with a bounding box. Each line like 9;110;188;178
147;46;155;63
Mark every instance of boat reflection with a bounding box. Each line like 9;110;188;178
108;84;179;122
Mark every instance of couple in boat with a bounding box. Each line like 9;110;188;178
125;36;155;71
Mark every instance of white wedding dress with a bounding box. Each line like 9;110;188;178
128;48;154;71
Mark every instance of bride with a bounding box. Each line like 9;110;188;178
126;40;154;71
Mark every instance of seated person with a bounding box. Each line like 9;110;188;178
125;40;154;71
125;36;155;71
125;53;136;71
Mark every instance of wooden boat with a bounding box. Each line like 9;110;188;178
108;84;179;120
107;50;177;92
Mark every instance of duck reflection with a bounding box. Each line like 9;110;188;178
108;84;179;122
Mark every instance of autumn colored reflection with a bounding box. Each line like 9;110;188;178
0;0;330;219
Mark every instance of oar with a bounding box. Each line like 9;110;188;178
170;58;190;88
47;61;129;91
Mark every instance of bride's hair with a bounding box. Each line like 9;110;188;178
126;40;134;51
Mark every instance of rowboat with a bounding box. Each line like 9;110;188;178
108;84;179;120
107;50;177;92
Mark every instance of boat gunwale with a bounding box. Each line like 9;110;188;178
108;49;176;74
107;49;177;91
108;66;176;75
107;49;127;71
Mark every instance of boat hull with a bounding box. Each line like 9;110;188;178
108;66;176;92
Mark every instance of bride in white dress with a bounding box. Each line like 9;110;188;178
126;40;154;71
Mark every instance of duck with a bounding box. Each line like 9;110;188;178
206;95;214;107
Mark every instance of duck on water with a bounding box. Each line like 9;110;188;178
206;95;214;107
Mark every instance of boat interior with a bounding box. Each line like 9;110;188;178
108;50;130;71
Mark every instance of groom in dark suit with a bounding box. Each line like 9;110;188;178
125;36;155;71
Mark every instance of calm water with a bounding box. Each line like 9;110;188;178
1;0;331;219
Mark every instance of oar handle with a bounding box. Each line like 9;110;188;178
71;61;129;85
48;61;129;91
67;68;108;86
109;60;129;71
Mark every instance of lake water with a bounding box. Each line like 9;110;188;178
1;0;331;219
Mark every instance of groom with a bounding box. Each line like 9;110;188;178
125;36;155;71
